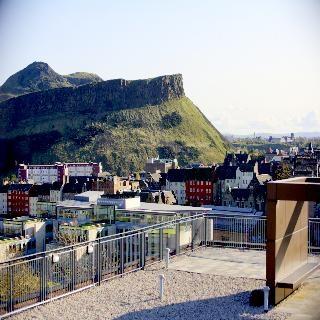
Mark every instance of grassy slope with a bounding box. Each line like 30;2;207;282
31;97;228;175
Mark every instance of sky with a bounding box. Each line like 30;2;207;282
0;0;320;135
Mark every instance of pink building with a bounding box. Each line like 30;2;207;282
18;162;102;184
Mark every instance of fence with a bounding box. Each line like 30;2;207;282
0;214;208;317
207;214;267;250
1;213;320;318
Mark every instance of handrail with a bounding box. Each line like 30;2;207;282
0;212;207;265
0;212;318;266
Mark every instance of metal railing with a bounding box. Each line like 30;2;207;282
207;214;267;250
309;218;320;254
0;214;208;317
1;213;320;318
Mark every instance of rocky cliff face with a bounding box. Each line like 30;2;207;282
0;66;227;176
0;74;185;137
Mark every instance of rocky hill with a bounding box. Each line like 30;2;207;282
0;64;228;175
0;62;102;102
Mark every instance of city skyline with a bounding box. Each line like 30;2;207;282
1;0;320;135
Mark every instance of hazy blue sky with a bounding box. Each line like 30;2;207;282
0;0;319;135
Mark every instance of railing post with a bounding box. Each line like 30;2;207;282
139;232;145;269
191;219;195;251
204;217;208;246
212;216;216;247
175;222;180;255
70;247;76;291
40;254;47;302
119;237;124;275
7;263;13;313
95;239;102;285
308;219;311;254
159;228;163;260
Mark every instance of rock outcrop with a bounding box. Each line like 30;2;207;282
0;74;185;137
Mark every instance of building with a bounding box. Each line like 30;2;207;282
292;149;319;177
18;163;67;184
214;160;270;211
74;191;104;202
166;167;215;206
144;157;178;174
65;162;102;177
224;152;251;166
18;162;102;184
97;194;141;210
62;181;87;200
0;184;9;215
56;200;95;225
140;190;177;205
0;217;47;261
166;169;187;205
50;181;64;202
7;184;35;216
0;236;32;262
35;201;56;218
185;167;215;206
92;176;131;194
57;222;116;245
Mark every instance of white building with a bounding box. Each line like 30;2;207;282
166;180;186;205
0;185;8;214
29;196;38;217
223;163;258;191
65;162;102;177
97;196;141;209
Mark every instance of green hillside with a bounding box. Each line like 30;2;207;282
0;65;229;175
28;97;228;175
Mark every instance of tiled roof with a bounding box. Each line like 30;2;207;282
167;169;188;182
0;184;10;193
8;184;33;192
215;166;237;180
62;182;85;194
51;181;63;190
167;167;215;182
238;163;254;172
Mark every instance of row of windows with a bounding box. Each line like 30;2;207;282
188;195;211;201
189;181;212;186
8;201;28;205
8;191;28;195
188;188;212;193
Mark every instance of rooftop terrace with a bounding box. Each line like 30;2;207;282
1;201;320;319
9;247;320;320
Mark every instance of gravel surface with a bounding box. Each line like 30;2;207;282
9;261;289;320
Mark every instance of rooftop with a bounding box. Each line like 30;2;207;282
135;202;210;213
10;247;318;320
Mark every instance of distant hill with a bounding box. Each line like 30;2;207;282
0;62;102;102
0;65;228;175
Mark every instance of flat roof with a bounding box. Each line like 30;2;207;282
57;200;94;209
133;202;210;213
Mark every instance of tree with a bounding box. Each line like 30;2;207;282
274;163;292;180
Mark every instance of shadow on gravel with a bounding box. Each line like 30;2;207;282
114;290;271;320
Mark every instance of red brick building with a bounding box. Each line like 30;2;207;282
7;184;35;216
185;167;215;206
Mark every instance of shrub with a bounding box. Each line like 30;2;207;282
161;112;182;129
